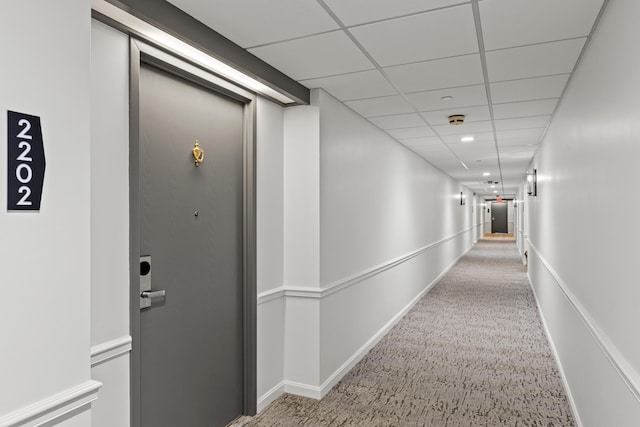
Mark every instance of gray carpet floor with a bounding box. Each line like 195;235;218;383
248;240;575;426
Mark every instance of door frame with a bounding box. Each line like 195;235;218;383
129;39;257;427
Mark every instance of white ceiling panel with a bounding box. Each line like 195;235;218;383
387;127;436;139
480;0;604;51
369;113;425;129
350;5;477;67
164;0;604;196
324;0;469;27
499;145;539;159
399;136;443;149
248;31;373;80
486;38;586;83
490;74;570;104
432;121;493;136
497;129;545;146
493;99;558;120
421;105;491;126
385;54;484;93
345;95;414;117
300;70;397;101
440;132;495;144
449;144;497;160
407;85;487;112
494;116;551;131
167;0;338;48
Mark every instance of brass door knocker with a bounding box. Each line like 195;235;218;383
192;140;204;166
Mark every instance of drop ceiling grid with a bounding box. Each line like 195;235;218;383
164;0;606;196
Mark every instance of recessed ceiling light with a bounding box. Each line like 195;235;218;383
493;190;498;193
490;185;496;188
461;136;474;142
440;96;454;101
483;172;491;176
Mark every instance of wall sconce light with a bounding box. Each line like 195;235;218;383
460;192;466;205
527;169;537;196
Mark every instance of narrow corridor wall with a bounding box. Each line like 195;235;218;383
0;1;99;425
90;19;131;427
526;0;640;424
263;89;478;406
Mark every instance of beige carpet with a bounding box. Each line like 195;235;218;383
247;240;575;426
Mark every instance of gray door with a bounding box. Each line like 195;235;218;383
491;202;508;234
138;63;244;427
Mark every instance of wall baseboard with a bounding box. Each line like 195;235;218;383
257;381;286;412
527;271;583;427
0;380;102;427
527;241;640;403
259;244;472;407
283;380;322;400
317;248;468;399
90;335;132;367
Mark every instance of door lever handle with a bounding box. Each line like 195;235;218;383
141;290;165;299
140;290;166;308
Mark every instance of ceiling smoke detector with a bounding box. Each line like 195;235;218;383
448;114;465;125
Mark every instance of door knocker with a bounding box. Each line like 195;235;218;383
192;140;204;167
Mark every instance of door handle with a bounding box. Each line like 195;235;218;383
141;290;165;299
140;289;165;308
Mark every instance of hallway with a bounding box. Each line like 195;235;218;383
246;239;574;426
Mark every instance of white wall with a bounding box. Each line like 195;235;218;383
0;1;99;425
90;19;131;427
256;88;477;407
317;90;475;385
256;97;286;409
526;0;640;424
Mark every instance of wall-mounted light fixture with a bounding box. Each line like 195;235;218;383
527;169;537;196
460;192;466;205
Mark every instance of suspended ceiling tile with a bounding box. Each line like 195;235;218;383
493;99;558;120
407;85;488;112
421;105;491;126
486;38;586;82
387;127;436;139
490;74;570;104
369;113;425;129
494;116;551;131
480;0;604;51
449;146;498;161
167;0;338;48
345;95;414;117
248;31;373;80
500;150;538;162
350;4;477;67
500;145;539;155
399;136;443;149
433;120;493;136
497;128;545;146
300;70;397;101
324;0;468;26
384;54;484;93
441;131;495;144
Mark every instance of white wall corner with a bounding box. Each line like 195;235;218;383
257;381;285;413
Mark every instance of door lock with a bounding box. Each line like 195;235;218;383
140;256;166;309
